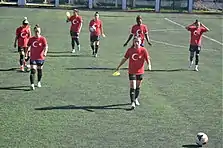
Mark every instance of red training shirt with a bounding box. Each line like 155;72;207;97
131;24;148;44
27;36;48;60
187;26;208;46
68;15;82;33
89;19;102;36
16;25;31;47
124;46;149;75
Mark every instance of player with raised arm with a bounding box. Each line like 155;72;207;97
66;9;83;53
186;19;209;71
27;25;48;90
89;12;106;57
123;15;152;47
14;17;31;71
116;37;151;110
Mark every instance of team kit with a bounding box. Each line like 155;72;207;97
14;9;209;110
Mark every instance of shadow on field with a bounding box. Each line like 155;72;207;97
182;144;202;147
48;51;70;54
0;68;17;71
150;68;188;72
0;85;30;91
66;67;128;71
47;54;90;57
35;103;131;112
65;67;188;72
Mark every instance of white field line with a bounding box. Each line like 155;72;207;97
151;39;188;49
150;29;184;32
164;18;223;46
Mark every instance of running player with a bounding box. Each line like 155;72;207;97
14;17;31;71
116;37;151;110
186;20;209;71
66;9;83;53
89;12;106;57
123;15;152;47
27;25;48;90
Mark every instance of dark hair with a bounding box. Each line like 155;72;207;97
94;12;99;16
34;24;40;32
136;15;142;21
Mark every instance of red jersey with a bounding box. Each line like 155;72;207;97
131;24;148;44
27;36;48;60
124;46;149;75
188;26;208;46
89;19;102;36
68;15;82;32
16;26;31;47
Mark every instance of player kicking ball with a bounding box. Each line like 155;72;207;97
185;20;209;71
14;17;31;71
66;9;83;53
124;15;152;47
89;12;106;57
116;37;151;110
27;25;48;90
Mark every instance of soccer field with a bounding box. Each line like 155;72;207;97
0;7;222;148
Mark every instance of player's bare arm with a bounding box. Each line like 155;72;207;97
147;58;152;71
43;45;48;57
14;36;18;48
145;33;152;46
116;57;128;71
201;23;210;31
100;24;106;37
124;34;133;47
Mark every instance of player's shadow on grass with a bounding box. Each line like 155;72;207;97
48;51;70;54
66;67;187;72
35;103;130;112
0;68;17;71
150;68;188;72
47;54;90;58
66;67;127;71
0;86;30;91
182;144;202;147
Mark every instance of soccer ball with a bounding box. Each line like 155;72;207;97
89;26;96;32
195;132;208;146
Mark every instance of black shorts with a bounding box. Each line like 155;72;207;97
70;31;79;38
129;74;143;80
189;45;201;54
30;60;45;66
90;35;100;42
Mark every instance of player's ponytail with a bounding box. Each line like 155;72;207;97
34;24;41;33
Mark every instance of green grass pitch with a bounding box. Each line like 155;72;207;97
0;7;222;148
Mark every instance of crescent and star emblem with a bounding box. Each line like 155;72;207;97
32;41;39;48
132;53;142;61
20;32;27;38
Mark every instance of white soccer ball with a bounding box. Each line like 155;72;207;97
89;26;96;32
195;132;208;146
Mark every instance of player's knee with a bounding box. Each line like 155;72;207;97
37;69;42;74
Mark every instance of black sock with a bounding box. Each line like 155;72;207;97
71;39;75;49
195;54;199;65
91;43;94;51
190;52;194;62
37;69;42;82
135;87;140;99
95;45;99;54
74;38;80;46
20;54;24;66
130;88;136;103
30;69;36;84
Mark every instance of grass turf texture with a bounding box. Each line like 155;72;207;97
0;7;222;148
